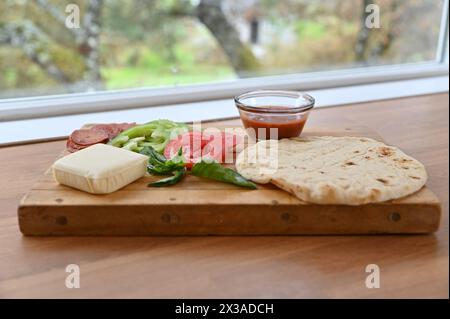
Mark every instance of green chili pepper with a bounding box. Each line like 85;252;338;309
148;169;186;187
140;146;167;164
142;146;186;184
191;161;257;189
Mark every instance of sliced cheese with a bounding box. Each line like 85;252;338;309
52;144;148;194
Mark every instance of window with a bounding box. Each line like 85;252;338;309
0;0;448;119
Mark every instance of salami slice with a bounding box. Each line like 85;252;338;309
91;123;136;139
112;123;136;137
66;138;86;153
68;138;84;149
90;124;116;139
67;145;83;153
66;123;136;152
119;122;136;130
70;129;109;146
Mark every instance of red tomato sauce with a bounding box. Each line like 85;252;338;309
240;107;308;139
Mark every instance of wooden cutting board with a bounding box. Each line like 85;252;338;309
18;125;442;235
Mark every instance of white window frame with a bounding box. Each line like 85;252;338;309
0;1;448;123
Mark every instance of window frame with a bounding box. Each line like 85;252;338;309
1;75;447;146
0;2;449;122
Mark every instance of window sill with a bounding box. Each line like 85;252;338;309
0;75;448;146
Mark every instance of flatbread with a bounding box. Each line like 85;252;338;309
235;136;427;205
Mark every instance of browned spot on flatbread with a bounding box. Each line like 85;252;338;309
377;147;394;157
369;188;381;201
376;178;389;185
321;185;337;202
294;185;310;197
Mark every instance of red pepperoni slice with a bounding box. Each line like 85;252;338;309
66;138;86;153
112;123;136;137
70;129;109;146
67;123;136;152
67;145;84;153
90;124;115;139
91;123;136;139
117;122;136;130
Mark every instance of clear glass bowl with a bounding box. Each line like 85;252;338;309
234;90;315;140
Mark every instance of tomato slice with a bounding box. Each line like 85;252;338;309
164;131;206;169
164;131;245;168
184;131;212;148
201;141;224;163
223;132;244;150
164;138;181;159
202;132;245;163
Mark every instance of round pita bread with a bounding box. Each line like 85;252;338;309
236;136;427;205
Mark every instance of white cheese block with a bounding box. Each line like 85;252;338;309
52;144;148;194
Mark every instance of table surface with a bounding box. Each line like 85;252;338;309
0;93;448;298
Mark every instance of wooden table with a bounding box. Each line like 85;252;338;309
0;93;448;298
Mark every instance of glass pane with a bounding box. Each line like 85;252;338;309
0;0;445;100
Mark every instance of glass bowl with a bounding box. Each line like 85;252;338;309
234;90;315;140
